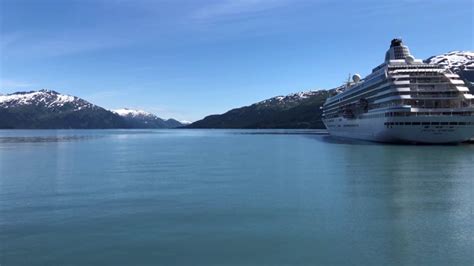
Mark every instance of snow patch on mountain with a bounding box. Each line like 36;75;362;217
0;89;93;110
258;90;325;106
112;108;184;128
112;108;154;118
0;89;185;129
425;51;474;73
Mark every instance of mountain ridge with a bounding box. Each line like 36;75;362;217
0;90;183;129
188;89;332;129
2;51;472;129
188;51;474;129
112;108;184;128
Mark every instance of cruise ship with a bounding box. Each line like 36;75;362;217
322;39;474;143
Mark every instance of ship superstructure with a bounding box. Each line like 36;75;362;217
322;39;474;143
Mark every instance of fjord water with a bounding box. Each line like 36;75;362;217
0;130;473;265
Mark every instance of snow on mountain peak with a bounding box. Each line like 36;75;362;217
425;51;474;72
179;120;192;125
258;90;324;105
112;108;154;118
0;89;92;110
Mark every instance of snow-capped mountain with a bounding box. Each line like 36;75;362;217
257;90;325;109
0;89;95;111
2;51;471;130
189;51;474;129
0;90;183;129
425;51;474;73
0;89;126;129
112;108;184;128
188;89;331;129
113;108;154;118
179;120;192;125
425;51;474;90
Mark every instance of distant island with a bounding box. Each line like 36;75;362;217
1;51;472;129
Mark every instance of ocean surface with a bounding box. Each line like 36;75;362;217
0;129;473;265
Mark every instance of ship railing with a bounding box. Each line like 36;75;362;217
385;110;474;117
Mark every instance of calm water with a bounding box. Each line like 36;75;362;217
0;129;473;265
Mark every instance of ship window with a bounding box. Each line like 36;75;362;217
412;122;421;125
422;122;430;125
431;122;440;125
459;122;466;125
449;122;458;125
404;122;412;125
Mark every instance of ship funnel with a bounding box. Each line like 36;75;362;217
385;38;413;62
390;38;403;48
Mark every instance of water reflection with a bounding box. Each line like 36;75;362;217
0;129;472;265
0;135;103;143
317;134;471;146
318;135;377;145
339;144;474;265
232;129;328;135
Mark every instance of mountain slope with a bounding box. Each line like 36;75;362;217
0;90;183;129
112;108;183;128
188;51;474;129
0;90;127;129
188;90;332;129
425;51;474;73
425;51;474;90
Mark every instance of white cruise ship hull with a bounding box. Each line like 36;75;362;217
322;39;474;144
324;116;474;144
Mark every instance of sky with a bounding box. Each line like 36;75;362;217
1;0;473;121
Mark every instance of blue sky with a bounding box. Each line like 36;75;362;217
1;0;473;121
